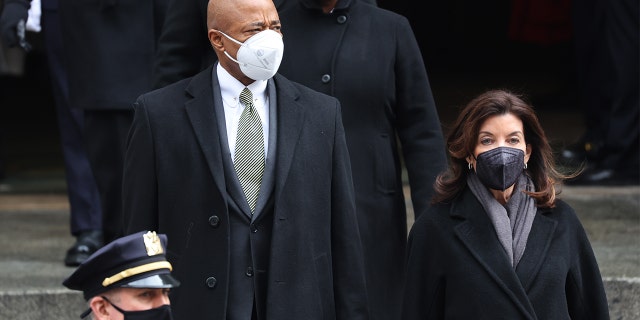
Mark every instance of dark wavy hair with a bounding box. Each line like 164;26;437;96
432;89;573;208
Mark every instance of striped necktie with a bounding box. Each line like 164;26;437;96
234;88;265;213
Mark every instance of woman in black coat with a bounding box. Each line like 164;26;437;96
402;90;610;319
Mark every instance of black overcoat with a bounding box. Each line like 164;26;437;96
277;1;447;318
402;188;610;320
122;66;369;320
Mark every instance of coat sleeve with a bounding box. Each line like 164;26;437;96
392;16;447;216
330;101;371;320
122;96;160;234
152;0;214;89
564;204;610;319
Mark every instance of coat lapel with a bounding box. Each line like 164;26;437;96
183;66;227;202
452;190;537;320
184;73;307;218
270;75;305;203
515;208;557;290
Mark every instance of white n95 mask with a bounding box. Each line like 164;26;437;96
219;29;284;81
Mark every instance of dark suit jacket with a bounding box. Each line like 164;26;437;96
402;188;610;320
58;0;167;110
123;65;369;320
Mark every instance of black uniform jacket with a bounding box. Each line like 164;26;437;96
402;188;610;320
122;65;369;320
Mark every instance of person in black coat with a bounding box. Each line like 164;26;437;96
276;3;447;318
152;1;447;318
122;0;369;318
0;0;105;266
56;0;168;244
402;89;609;319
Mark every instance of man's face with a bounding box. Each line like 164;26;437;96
90;288;171;320
207;0;281;84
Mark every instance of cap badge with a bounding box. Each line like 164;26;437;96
143;231;164;256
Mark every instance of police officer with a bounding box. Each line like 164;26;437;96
63;231;180;320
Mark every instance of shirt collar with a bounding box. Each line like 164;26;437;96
216;64;268;106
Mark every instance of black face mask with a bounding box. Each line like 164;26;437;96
101;296;174;320
474;147;525;191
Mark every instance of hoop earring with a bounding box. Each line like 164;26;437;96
468;162;473;170
524;163;528;169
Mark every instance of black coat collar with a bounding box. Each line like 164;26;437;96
449;188;557;320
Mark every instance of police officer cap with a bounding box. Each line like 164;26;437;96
63;231;180;300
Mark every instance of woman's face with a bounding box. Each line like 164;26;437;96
467;113;531;167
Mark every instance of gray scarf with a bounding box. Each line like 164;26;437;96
467;173;537;268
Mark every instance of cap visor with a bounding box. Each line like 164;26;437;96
119;274;180;288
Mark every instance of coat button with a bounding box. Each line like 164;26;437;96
321;74;331;83
208;215;220;228
245;267;254;277
337;15;347;24
205;277;217;288
250;223;258;233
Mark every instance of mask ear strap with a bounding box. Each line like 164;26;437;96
217;30;243;46
223;50;242;64
101;296;127;314
218;30;244;65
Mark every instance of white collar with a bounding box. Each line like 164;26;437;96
216;64;268;103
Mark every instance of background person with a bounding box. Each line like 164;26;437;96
63;230;180;320
560;0;639;186
276;1;447;318
56;0;168;244
122;0;369;318
402;90;609;319
0;0;104;266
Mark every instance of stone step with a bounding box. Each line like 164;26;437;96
0;186;637;320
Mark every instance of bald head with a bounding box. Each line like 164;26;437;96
207;0;278;31
206;0;229;31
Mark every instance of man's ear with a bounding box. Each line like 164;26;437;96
208;29;224;51
89;296;111;320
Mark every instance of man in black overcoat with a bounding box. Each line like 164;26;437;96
122;0;369;318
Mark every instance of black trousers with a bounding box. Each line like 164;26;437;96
83;109;133;243
42;6;103;236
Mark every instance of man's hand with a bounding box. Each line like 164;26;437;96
0;0;30;48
